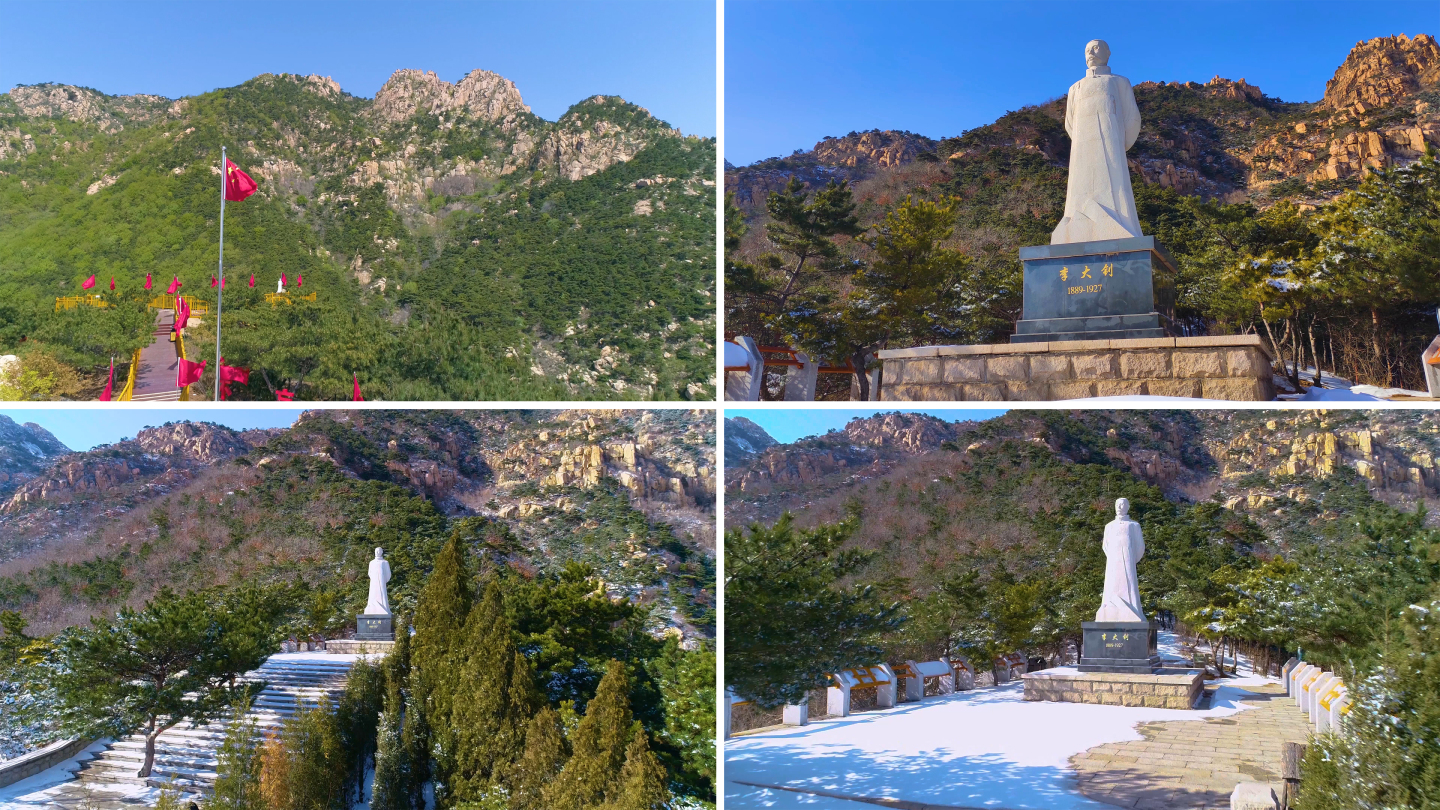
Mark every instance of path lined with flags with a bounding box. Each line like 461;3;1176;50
128;310;182;401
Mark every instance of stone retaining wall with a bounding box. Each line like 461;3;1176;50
326;639;395;655
0;737;91;789
875;336;1275;401
1022;670;1206;709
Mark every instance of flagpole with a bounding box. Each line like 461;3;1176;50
215;145;226;401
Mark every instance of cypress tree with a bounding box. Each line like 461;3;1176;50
448;580;539;803
370;676;409;810
545;660;635;810
410;533;472;803
601;725;670;810
509;706;569;810
210;693;262;810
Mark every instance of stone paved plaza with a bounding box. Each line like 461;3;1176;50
1071;680;1312;809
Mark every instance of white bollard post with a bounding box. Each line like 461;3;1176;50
783;351;819;401
725;336;765;401
876;665;898;708
783;702;809;726
827;684;851;717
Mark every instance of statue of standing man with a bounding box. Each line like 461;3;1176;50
1052;40;1144;245
1096;498;1146;622
365;547;392;615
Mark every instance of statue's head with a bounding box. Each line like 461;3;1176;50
1115;497;1130;518
1085;39;1111;69
374;547;384;559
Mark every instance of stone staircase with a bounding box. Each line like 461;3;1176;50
75;655;358;795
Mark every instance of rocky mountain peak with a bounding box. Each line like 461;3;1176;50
0;416;69;495
371;67;531;125
842;412;959;452
1319;33;1440;113
4;84;170;133
724;417;777;463
812;129;935;169
1204;76;1263;102
134;421;253;463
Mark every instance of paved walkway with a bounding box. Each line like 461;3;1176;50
129;310;180;402
1071;681;1311;810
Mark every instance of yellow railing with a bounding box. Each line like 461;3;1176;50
147;294;210;316
55;295;109;312
116;348;141;401
175;328;191;401
263;292;317;306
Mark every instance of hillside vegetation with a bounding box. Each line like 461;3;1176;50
727;34;1440;396
0;71;717;400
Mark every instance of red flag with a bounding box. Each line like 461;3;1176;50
167;276;181;294
109;277;115;291
352;373;364;402
211;276;218;288
280;272;288;288
174;297;190;333
224;158;258;201
297;274;304;288
249;273;256;288
144;273;153;290
219;360;250;401
276;389;295;401
99;359;115;401
82;275;96;289
177;357;206;388
220;277;226;289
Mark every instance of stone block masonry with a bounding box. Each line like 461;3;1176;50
876;336;1275;401
1021;669;1206;709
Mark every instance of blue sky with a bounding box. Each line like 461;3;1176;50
725;0;1436;165
730;408;1008;443
0;0;716;136
0;409;303;451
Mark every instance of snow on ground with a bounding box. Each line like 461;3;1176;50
0;740;167;809
726;634;1279;809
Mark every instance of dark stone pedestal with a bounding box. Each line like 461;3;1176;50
356;614;394;641
1012;236;1178;343
1079;621;1160;674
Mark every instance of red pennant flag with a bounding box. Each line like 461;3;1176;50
82;275;96;289
220;277;226;289
109;277;115;291
174;297;190;333
167;276;181;294
99;359;115;401
249;273;256;288
224;158;258;201
144;273;153;290
280;272;288;288
352;373;364;402
211;276;218;288
218;360;250;401
276;389;295;402
177;357;206;388
296;274;303;287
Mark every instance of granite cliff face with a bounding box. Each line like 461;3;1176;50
0;416;69;497
727;410;1440;529
1318;33;1440;113
723;416;777;462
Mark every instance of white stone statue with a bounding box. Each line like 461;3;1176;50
1096;498;1146;622
1052;40;1144;245
365;547;392;615
276;277;285;294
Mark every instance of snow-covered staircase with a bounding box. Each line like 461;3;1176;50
75;654;359;794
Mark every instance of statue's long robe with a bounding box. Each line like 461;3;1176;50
366;558;392;615
1052;66;1143;244
1096;516;1145;622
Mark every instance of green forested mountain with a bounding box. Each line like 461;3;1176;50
0;70;716;400
727;33;1440;395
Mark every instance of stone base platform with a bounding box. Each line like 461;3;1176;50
326;639;395;655
874;335;1275;401
1022;668;1205;709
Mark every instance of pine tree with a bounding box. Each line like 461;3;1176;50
284;696;347;810
509;706;569;810
448;580;539;803
209;693;262;810
600;725;670;810
410;533;473;804
401;668;432;809
370;675;409;810
544;660;635;810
